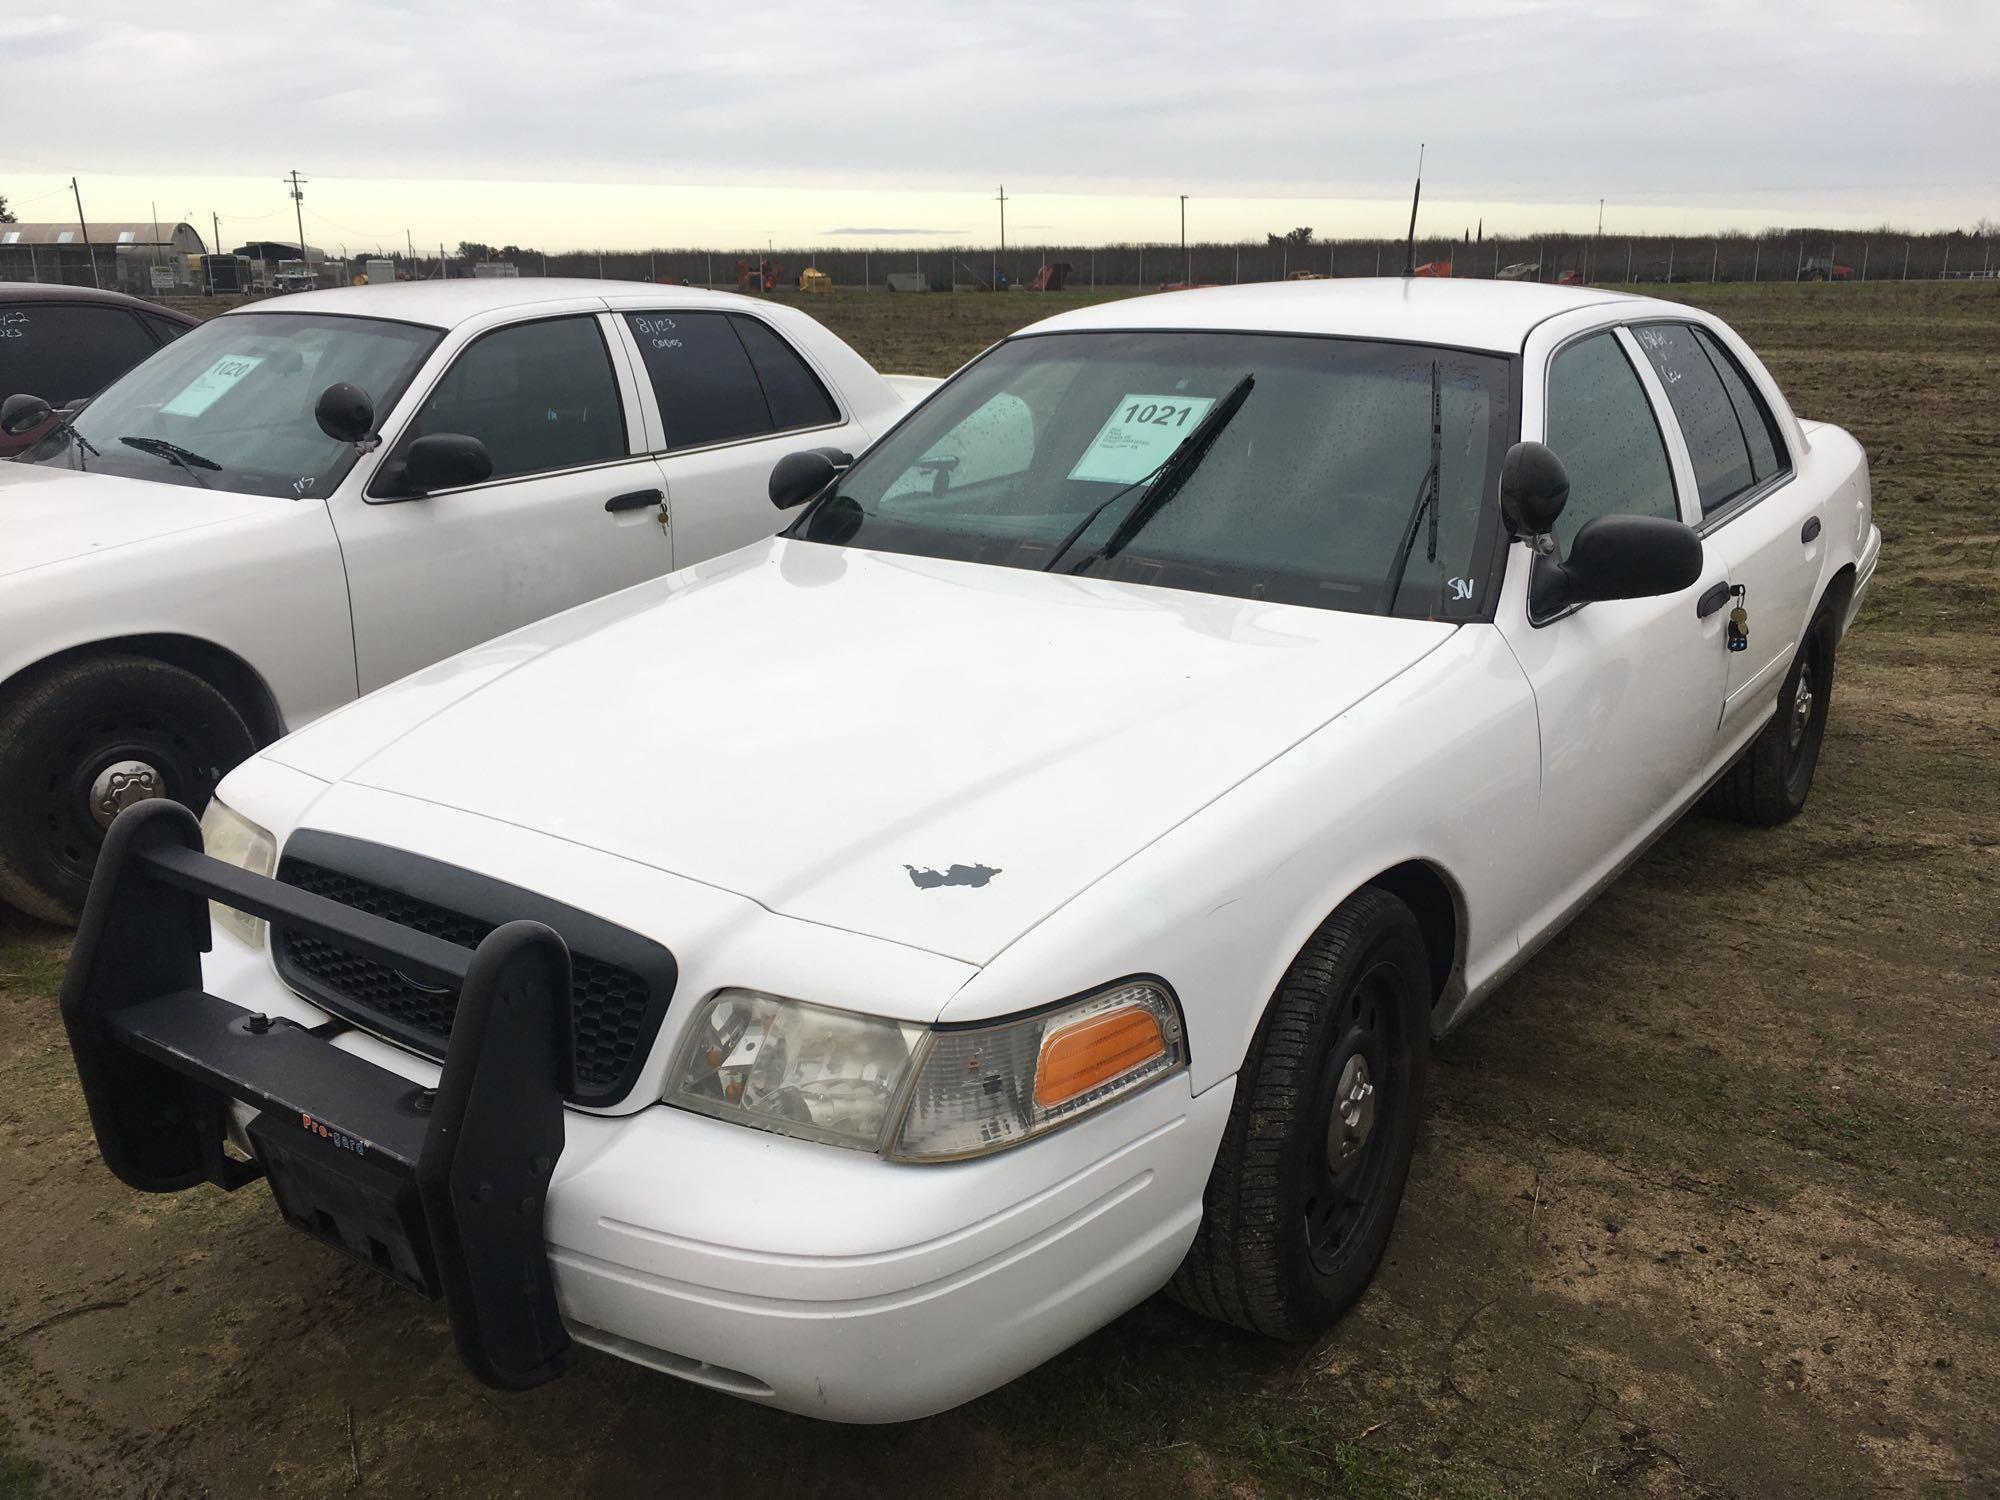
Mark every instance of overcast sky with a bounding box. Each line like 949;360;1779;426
3;0;1994;252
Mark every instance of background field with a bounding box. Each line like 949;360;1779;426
1;281;1995;1499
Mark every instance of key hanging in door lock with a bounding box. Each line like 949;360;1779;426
1725;584;1750;653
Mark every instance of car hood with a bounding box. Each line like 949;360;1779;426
0;458;275;578
277;540;1454;965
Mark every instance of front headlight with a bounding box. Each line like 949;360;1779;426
198;796;275;949
665;980;1186;1161
668;990;926;1151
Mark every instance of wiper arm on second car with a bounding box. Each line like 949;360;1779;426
119;435;221;488
1382;360;1442;616
1041;373;1255;574
57;419;102;470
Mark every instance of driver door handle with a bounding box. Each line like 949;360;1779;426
1696;581;1732;619
605;487;664;513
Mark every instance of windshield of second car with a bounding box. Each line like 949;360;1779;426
795;330;1512;619
16;311;440;498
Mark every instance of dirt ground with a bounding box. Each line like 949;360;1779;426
2;281;1995;1499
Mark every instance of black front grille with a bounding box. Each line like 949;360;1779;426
270;834;677;1107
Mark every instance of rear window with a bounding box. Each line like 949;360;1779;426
0;302;159;405
1633;322;1789;517
628;311;771;450
624;311;839;450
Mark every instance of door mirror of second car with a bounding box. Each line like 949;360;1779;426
389;433;494;497
314;381;375;444
1532;514;1703;620
1499;440;1571;540
0;393;53;437
768;446;853;510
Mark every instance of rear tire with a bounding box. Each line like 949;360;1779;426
1169;887;1431;1340
1708;606;1836;826
0;656;257;925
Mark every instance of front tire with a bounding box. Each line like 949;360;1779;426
1708;606;1836;826
1170;887;1431;1340
0;656;257;924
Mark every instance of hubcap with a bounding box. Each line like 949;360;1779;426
88;759;167;828
1327;1053;1378;1169
1789;662;1815;750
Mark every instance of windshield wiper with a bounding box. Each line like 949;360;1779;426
1041;373;1254;574
119;435;220;488
1382;360;1443;616
53;419;101;470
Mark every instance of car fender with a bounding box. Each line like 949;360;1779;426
942;624;1542;1093
0;497;356;733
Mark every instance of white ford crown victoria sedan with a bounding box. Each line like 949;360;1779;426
0;278;933;922
60;279;1878;1422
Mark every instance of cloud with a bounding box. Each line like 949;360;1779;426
5;0;1993;240
823;227;962;236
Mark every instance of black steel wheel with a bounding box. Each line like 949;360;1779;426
1708;605;1836;827
0;655;257;924
1170;886;1431;1340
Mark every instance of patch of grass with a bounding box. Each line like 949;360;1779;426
977;1325;1504;1498
0;1413;41;1500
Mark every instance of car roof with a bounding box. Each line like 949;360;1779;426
230;276;773;329
1013;277;1686;355
0;281;198;321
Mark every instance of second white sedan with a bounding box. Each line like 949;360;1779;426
57;278;1878;1421
0;278;934;920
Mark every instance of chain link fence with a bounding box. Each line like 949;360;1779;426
5;229;1994;296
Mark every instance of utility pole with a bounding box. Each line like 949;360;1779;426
1180;194;1189;286
995;184;1008;288
286;169;308;269
70;177;100;288
211;211;221;260
1597;198;1604;237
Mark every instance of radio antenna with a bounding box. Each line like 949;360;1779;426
1402;143;1425;277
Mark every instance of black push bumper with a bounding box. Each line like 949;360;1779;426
58;799;577;1389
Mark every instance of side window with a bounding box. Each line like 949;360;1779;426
730;315;839;431
625;311;772;450
1692;327;1790;494
0;303;161;404
142;314;192;346
1631;323;1756;515
403;316;623;483
1544;332;1679;548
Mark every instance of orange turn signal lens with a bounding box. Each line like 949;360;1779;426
1033;1006;1168;1110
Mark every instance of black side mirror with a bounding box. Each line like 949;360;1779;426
768;446;853;510
1;393;52;437
397;433;493;495
1532;514;1702;620
1499;440;1570;538
314;382;374;443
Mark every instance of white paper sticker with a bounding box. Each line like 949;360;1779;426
1068;393;1216;484
160;355;264;417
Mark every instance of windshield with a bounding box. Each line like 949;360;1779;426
16;311;441;499
796;330;1513;619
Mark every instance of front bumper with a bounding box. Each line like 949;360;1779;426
61;799;1229;1422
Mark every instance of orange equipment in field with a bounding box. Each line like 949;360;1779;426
798;267;833;294
1413;261;1453;277
1026;261;1071;291
736;258;781;293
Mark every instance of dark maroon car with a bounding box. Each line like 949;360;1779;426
0;284;198;457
